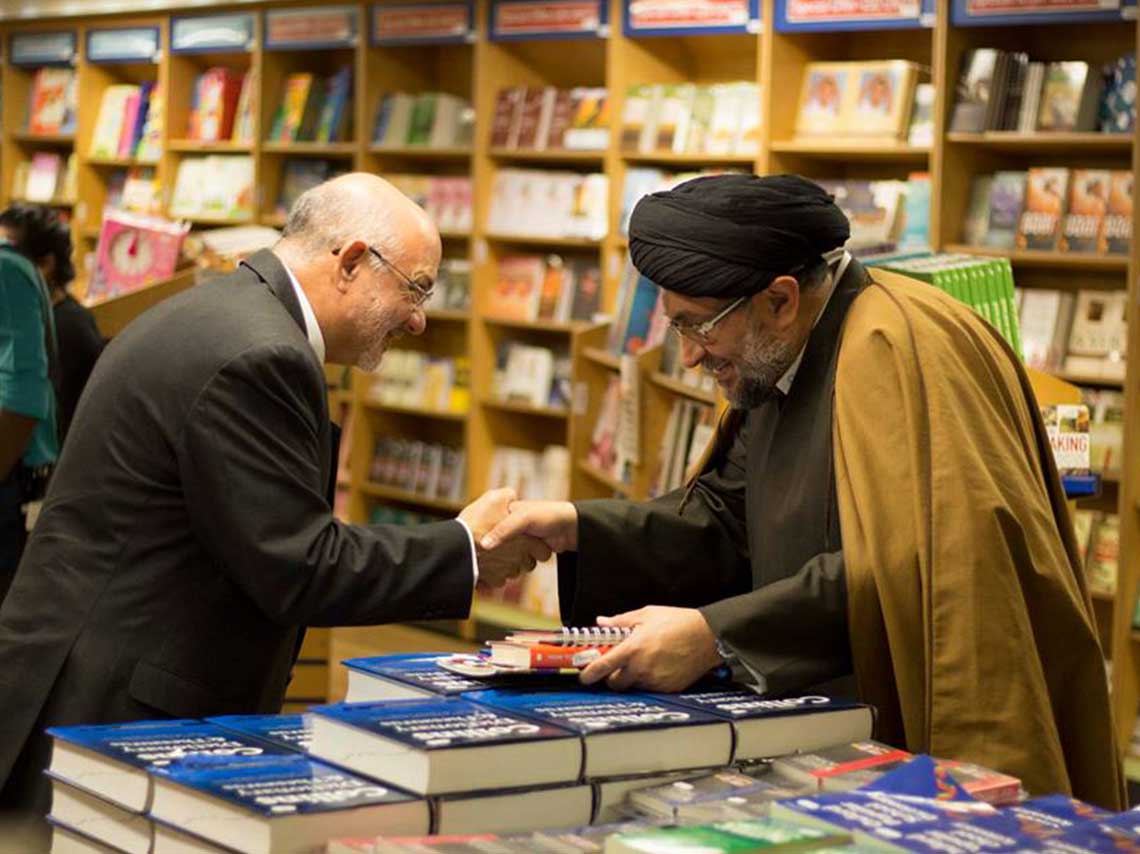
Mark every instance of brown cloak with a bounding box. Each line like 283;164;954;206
834;268;1124;808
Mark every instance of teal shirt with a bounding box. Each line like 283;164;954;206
0;244;58;467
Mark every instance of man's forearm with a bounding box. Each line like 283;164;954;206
0;410;37;480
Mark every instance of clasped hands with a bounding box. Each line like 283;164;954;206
459;492;724;691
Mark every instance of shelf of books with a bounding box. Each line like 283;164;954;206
4;0;1140;742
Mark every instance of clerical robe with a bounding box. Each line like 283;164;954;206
557;259;1123;808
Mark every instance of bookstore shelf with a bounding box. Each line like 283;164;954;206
261;142;357;156
577;458;633;498
9;197;74;207
767;139;931;161
582;347;621;371
1094;590;1118;604
649;371;718;405
945;132;1133;153
941;244;1130;271
358;482;465;514
483;232;604;249
369;145;472;161
1052;371;1124;390
488;147;606;165
483;317;586;334
86;156;157;168
621;151;759;167
11;131;74;145
177;214;256;226
166;140;254;153
481;398;569;419
439;230;472;241
361;400;468;422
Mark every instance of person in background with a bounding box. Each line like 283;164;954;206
0;204;59;599
40;220;104;445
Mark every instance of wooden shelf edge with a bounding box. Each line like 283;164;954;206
481;398;569;419
359;482;465;513
483;316;582;333
769;139;929;158
576;458;632;497
167;139;254;152
582;346;621;370
649;371;718;404
945;131;1132;149
621;151;757;166
1091;590;1116;604
941;244;1129;271
424;309;471;322
370;144;472;159
489;146;605;163
484;232;604;248
361;399;468;421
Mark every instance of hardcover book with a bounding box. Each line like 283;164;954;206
983;171;1027;250
796;63;849;137
432;782;594;836
307;698;581;794
206;714;311;753
772;741;912;793
48;777;151;854
630;767;809;824
607;819;851;854
949;49;999;133
1017;168;1069;252
466;690;733;778
46;719;296;812
1102;171;1133;255
1061;169;1110;254
649;692;874;762
150;753;428;854
342;654;491;702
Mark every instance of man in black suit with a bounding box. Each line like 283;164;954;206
0;173;547;814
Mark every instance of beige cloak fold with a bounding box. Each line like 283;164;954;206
833;268;1124;808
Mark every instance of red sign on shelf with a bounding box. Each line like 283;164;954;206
965;0;1118;13
374;4;472;41
493;0;602;36
266;6;357;47
786;0;920;20
629;0;750;29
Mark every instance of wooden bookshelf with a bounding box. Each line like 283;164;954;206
622;151;758;166
368;144;473;160
481;398;570;419
358;482;465;514
767;139;931;161
483;232;604;248
11;131;75;145
649;371;718;405
941;244;1130;272
261;141;356;156
945;131;1132;153
489;147;606;165
360;400;468;422
576;458;634;497
166;140;254;153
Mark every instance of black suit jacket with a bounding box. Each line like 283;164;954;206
0;250;473;810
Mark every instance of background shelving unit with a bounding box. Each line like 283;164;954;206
4;0;1139;744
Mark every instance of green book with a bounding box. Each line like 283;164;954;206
606;819;850;854
407;93;437;146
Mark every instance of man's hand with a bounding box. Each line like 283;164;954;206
578;606;723;692
480;500;579;553
459;489;553;590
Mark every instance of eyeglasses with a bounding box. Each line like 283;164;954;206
668;295;748;346
333;245;434;308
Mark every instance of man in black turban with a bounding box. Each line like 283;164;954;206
483;173;1123;808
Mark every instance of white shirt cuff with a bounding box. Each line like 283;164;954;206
454;517;479;590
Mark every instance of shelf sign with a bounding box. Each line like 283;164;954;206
490;0;606;40
265;5;358;50
86;27;161;64
776;0;927;29
171;13;255;53
10;31;76;66
625;0;760;35
372;2;474;44
953;0;1133;24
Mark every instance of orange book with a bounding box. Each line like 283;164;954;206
490;255;543;321
488;641;615;669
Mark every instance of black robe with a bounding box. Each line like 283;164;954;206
558;260;871;695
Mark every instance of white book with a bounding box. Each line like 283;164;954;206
429;93;466;148
705;83;743;155
49;778;151;854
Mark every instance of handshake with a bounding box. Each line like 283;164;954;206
458;489;579;591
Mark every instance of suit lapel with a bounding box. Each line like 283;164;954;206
240;249;308;341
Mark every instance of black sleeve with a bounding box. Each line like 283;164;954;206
558;418;752;624
177;342;474;627
700;549;851;696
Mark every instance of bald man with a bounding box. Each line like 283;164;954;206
483;174;1123;807
0;173;548;813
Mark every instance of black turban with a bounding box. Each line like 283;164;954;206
628;173;850;299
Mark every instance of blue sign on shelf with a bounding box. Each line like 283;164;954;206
1062;473;1100;499
489;0;609;40
10;31;76;66
372;2;475;45
624;0;762;36
775;0;934;31
952;0;1136;26
171;13;255;54
86;27;161;64
265;5;358;50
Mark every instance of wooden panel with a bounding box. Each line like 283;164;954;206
284;661;328;699
298;627;331;660
88;269;196;337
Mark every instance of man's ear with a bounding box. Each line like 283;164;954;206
334;241;370;292
764;275;801;329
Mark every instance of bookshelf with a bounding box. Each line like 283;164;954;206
3;1;1137;745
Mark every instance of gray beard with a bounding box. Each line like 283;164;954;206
727;331;800;409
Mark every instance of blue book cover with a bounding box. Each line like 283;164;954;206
47;719;295;769
206;714;310;753
861;755;975;802
151;753;418;817
1007;795;1113;831
309;698;577;749
650;690;868;722
466;690;727;734
620;275;660;356
344;654;489;696
1099;807;1140;835
866;814;1045;853
1049;823;1140;854
773;790;997;838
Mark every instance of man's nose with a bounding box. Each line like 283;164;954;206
680;336;706;369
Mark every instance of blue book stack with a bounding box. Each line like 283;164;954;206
466;690;733;778
207;713;311;753
46;719;298;812
149;753;428;854
307;698;582;795
342;654;491;702
648;691;874;763
433;781;595;836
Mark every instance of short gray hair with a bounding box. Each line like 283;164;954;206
280;178;400;261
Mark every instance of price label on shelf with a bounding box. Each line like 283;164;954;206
10;31;76;66
964;0;1118;13
626;0;755;34
372;2;474;44
783;0;921;23
953;0;1131;23
490;0;605;39
265;5;359;49
86;27;161;63
171;13;255;53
